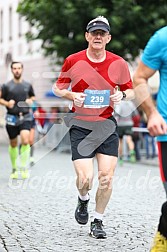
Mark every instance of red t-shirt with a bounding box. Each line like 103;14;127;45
56;50;132;121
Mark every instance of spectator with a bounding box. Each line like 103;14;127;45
115;100;136;165
132;108;141;161
140;111;156;159
29;101;38;166
34;105;49;139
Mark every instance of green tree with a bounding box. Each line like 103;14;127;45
17;0;167;62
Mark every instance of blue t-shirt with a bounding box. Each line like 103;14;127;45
142;26;167;141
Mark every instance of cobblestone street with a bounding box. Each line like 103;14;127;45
0;143;165;252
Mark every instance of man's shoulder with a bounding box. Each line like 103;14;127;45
66;50;86;61
143;26;167;58
157;26;167;45
2;80;14;89
1;80;13;93
22;80;32;86
157;26;167;35
106;51;125;61
5;80;13;85
4;80;31;86
151;26;167;45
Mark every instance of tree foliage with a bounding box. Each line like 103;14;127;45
17;0;167;62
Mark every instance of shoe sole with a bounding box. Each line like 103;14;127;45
21;172;29;179
75;215;88;225
21;175;29;179
10;176;18;179
76;220;88;225
89;232;107;239
75;208;89;225
10;173;18;179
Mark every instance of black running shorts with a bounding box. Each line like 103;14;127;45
69;116;119;161
6;120;32;139
118;126;133;139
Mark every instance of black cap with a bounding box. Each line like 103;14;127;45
86;16;110;32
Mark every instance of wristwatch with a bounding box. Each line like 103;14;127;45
121;91;126;100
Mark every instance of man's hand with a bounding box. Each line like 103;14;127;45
8;99;15;108
147;110;167;136
74;93;87;107
110;86;123;105
25;98;33;105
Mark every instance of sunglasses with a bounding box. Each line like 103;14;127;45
90;30;109;37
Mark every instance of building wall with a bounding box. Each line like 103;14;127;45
0;0;61;102
0;0;70;126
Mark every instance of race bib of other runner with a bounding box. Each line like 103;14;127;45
5;113;32;126
84;90;110;108
5;114;18;126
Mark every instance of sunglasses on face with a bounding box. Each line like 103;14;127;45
90;30;109;37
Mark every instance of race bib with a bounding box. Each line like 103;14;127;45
84;90;110;108
5;113;32;126
5;114;18;126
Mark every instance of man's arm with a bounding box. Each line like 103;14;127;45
110;87;135;105
133;61;167;136
53;84;86;107
25;96;36;106
123;88;135;100
0;85;15;108
133;61;156;116
52;84;76;101
0;90;15;108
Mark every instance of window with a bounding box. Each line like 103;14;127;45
9;6;12;40
18;14;22;37
0;9;3;43
18;43;22;55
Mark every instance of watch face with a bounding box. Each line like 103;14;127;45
122;91;126;100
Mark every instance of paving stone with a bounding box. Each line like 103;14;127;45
0;144;165;252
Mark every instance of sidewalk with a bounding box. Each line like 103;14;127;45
121;156;159;167
0;126;8;144
139;156;159;166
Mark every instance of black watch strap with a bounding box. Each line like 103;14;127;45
121;91;126;100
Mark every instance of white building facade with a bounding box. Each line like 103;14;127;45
0;0;63;104
0;0;71;128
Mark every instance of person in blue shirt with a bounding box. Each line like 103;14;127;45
133;26;167;252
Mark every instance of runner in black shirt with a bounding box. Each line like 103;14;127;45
0;61;35;179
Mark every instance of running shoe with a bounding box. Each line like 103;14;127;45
119;158;124;166
30;157;35;166
89;219;107;239
10;169;18;179
75;197;89;225
21;169;29;179
150;232;167;252
129;150;136;163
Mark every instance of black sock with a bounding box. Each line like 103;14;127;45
30;145;34;157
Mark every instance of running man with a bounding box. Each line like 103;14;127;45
133;26;167;251
53;16;134;238
0;61;35;179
